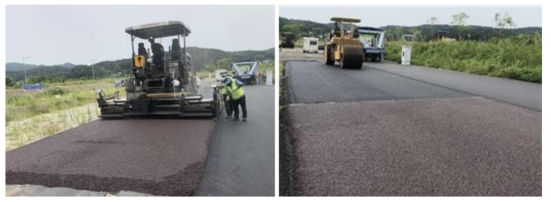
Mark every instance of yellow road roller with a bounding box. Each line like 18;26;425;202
324;17;364;69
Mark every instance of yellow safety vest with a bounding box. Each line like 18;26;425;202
220;86;227;95
225;79;245;100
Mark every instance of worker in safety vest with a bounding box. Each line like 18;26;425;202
220;76;233;119
222;77;247;121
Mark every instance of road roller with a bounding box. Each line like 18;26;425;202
324;17;364;69
96;21;221;119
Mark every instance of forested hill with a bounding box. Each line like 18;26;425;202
279;17;542;41
6;47;274;83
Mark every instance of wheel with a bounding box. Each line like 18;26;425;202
340;45;364;69
324;45;335;65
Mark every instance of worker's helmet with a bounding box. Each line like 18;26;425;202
222;77;231;86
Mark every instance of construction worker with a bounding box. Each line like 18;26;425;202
220;76;233;119
222;77;247;121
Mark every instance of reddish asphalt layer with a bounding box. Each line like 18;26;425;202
288;97;541;196
6;119;215;196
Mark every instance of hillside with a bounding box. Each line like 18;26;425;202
6;62;75;72
6;47;274;83
279;17;542;41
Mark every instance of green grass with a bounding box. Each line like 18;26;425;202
6;78;119;123
5;78;122;151
384;34;542;83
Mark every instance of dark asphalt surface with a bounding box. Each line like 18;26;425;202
369;62;542;111
284;60;542;196
6;119;215;196
287;61;468;104
196;85;275;196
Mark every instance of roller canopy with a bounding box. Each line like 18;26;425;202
330;17;361;23
125;21;191;39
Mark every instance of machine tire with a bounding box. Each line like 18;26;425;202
340;45;364;69
324;45;335;65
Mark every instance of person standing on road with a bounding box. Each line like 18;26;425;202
220;76;233;119
223;77;247;121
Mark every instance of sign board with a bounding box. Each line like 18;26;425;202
22;83;43;90
401;45;411;65
266;71;273;86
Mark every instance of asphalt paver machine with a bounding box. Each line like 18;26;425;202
97;21;221;118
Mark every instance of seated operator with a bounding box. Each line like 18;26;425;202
148;37;165;69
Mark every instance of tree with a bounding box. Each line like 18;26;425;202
495;12;516;29
6;76;16;87
411;28;423;42
394;26;404;41
495;12;516;38
426;17;439;41
281;24;303;40
451;12;470;40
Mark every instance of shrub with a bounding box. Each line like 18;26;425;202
384;34;541;83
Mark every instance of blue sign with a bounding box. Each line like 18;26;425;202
22;83;44;90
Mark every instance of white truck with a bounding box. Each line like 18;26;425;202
356;27;385;62
302;37;319;53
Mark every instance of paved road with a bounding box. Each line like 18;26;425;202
6;119;215;196
196;85;275;196
369;62;542;111
6;83;276;196
283;59;541;196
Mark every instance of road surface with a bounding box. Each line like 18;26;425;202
7;83;275;196
196;85;275;196
6;119;215;196
281;49;541;196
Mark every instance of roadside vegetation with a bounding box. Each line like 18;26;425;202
5;79;120;151
279;12;542;83
385;34;542;83
6;78;118;122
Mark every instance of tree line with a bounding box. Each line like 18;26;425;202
6;47;275;86
280;12;541;42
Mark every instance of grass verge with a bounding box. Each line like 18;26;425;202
385;34;542;83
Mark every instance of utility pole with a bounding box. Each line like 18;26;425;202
91;59;97;80
22;56;31;84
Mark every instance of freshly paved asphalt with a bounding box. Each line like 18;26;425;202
196;85;275;196
6;119;215;196
287;61;468;103
284;59;542;196
6;83;276;196
369;62;542;111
